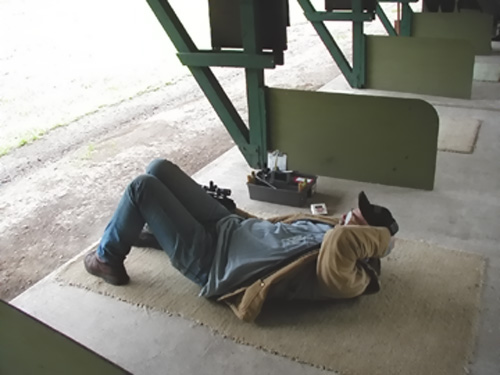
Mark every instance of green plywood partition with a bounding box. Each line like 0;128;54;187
366;35;475;99
412;12;493;55
267;88;438;190
0;300;130;375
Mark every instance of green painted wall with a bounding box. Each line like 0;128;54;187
0;301;130;375
267;88;438;190
412;12;493;55
366;35;475;99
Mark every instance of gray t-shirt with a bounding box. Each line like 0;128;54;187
200;215;332;298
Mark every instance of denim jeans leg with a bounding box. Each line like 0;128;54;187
146;158;231;224
97;174;213;285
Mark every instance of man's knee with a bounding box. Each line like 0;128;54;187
146;158;176;176
128;174;158;198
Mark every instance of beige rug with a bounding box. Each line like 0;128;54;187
438;117;481;153
56;239;484;375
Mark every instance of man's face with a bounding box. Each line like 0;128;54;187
341;208;368;226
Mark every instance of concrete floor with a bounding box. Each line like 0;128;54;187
11;60;500;374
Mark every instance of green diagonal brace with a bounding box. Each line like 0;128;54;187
298;0;367;88
298;0;355;86
147;0;269;167
375;4;398;36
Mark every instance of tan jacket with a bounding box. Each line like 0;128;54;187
218;212;392;322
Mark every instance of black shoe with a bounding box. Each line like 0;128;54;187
133;230;162;250
84;251;129;285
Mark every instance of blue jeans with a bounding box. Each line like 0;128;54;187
97;159;231;285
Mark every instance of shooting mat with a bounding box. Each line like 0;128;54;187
438;117;481;153
56;238;484;375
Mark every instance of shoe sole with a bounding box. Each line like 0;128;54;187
84;253;129;286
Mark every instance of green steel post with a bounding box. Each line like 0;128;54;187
297;0;355;86
240;0;267;168
375;3;398;36
400;3;413;36
352;0;365;87
146;0;261;165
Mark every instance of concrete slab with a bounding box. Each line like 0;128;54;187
474;55;500;82
474;42;500;82
11;276;332;375
11;85;500;374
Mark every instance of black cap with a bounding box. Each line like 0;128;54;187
358;191;399;235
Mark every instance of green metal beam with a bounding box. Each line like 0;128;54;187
146;0;195;51
375;4;398;36
177;51;276;69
